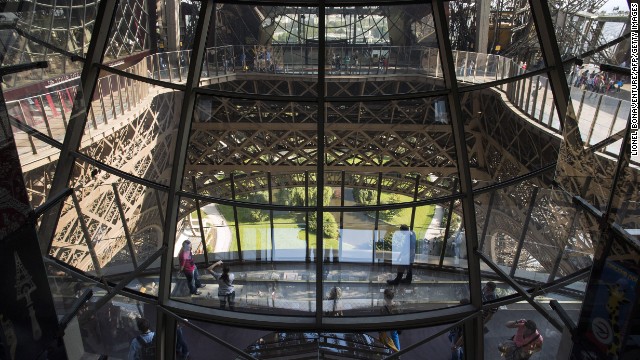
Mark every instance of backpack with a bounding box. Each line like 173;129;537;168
136;334;156;360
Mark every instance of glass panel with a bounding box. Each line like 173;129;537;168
472;85;561;192
552;208;599;281
51;163;166;283
273;210;308;261
487;303;561;360
12;132;60;209
412;204;438;263
557;65;629;215
49;194;98;273
186;95;318;197
552;1;630;63
477;183;599;284
82;87;179;187
235;203;271;262
75;295;156;358
45;263;87;319
215;202;241;261
442;202;466;268
0;2;96;89
512;189;576;283
341;210;375;263
326;99;457;187
477;187;524;271
185;319;271;358
569;80;630;151
104;0;152;63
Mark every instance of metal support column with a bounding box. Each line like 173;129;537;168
191;176;209;264
156;2;213;359
478;190;496;251
510;187;539;277
305;170;310;262
475;0;491;53
432;1;484;358
268;172;275;261
70;191;104;279
37;0;120;253
315;2;326;328
230;173;243;260
112;183;139;268
165;0;181;52
528;0;572;130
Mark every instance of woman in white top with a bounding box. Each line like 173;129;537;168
206;260;235;310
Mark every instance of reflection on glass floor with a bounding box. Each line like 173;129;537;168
239;332;394;359
165;261;472;314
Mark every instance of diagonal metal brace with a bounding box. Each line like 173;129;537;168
82;245;166;321
476;251;563;331
0;61;48;76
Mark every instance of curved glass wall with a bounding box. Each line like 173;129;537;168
1;0;634;359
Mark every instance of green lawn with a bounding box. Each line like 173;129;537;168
216;193;435;252
189;210;207;219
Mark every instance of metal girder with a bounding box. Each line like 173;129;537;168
83;245;166;320
112;183;139;268
477;251;564;331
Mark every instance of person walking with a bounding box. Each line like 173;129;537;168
207;260;236;310
379;289;401;351
326;286;343;316
482;281;498;332
176;322;190;360
128;318;155;360
387;224;417;285
179;240;204;296
449;298;470;360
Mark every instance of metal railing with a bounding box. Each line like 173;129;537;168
7;45;631;165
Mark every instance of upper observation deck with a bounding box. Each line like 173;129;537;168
6;45;631;173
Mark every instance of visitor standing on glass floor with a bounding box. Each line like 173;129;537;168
482;281;498;332
207;260;236;310
179;240;204;296
387;224;416;285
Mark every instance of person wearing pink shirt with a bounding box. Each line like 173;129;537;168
178;240;204;295
499;319;543;360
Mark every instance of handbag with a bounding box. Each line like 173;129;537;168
499;334;540;359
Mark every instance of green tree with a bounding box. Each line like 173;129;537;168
354;189;401;222
379;194;401;221
376;230;394;251
308;212;339;239
242;191;269;222
353;188;376;205
277;186;333;207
